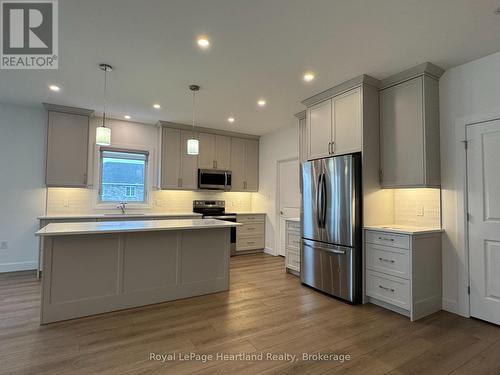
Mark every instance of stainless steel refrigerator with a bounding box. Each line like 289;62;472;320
301;153;362;303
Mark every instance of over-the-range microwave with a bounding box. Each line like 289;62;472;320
198;169;232;190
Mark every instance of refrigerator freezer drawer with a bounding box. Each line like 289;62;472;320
301;239;359;303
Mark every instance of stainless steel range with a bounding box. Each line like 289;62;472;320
193;200;237;254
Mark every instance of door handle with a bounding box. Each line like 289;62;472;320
303;242;346;254
321;172;327;227
316;173;323;227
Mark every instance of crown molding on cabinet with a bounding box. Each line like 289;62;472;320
379;62;444;90
294;110;306;120
43;103;94;117
157;121;260;140
301;74;381;107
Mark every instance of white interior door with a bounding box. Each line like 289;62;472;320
277;158;300;256
467;119;500;325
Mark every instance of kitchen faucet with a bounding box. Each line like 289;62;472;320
116;202;127;214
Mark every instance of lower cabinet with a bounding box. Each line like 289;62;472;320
285;219;301;275
365;229;442;321
235;214;265;254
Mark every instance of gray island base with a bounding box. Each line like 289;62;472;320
36;219;239;324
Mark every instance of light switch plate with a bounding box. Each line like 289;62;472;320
416;205;424;216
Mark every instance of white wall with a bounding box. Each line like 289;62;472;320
0;103;46;272
440;50;500;315
252;122;299;253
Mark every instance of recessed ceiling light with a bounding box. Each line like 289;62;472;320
49;85;60;92
257;99;267;107
124;115;131;120
153;103;161;109
197;37;210;48
227;117;235;123
303;72;315;82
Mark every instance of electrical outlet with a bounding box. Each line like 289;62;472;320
416;205;424;216
0;241;8;250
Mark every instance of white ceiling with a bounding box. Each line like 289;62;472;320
1;0;500;135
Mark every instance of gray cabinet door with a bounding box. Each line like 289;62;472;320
198;133;216;169
332;88;362;155
307;100;332;160
179;130;198;189
380;76;424;187
230;137;246;190
45;111;89;187
245;139;259;191
215;135;231;170
161;128;181;189
161;128;198;190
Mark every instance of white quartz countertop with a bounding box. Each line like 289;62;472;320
234;212;266;215
365;225;443;235
285;217;300;222
36;219;241;237
38;212;202;220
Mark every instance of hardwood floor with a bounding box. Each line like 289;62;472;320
0;254;499;375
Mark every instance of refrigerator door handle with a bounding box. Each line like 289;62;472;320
321;172;327;228
316;173;324;228
303;241;346;255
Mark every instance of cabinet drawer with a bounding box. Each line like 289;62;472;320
366;270;410;310
286;251;300;270
286;231;301;251
366;243;410;279
365;230;410;249
237;214;265;223
237;222;264;236
236;236;264;251
286;221;300;232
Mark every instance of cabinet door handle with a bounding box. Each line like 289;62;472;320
378;285;395;293
328;142;331;154
379;257;395;263
244;181;247;189
331;141;335;154
378;237;395;242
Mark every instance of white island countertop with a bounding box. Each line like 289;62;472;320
36;219;241;237
38;212;202;220
365;225;443;235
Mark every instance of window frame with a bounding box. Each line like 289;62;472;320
97;147;150;206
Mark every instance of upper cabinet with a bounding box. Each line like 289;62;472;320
305;87;361;160
379;63;443;188
161;128;198;190
230;138;259;191
198;133;231;170
158;122;260;192
44;103;93;187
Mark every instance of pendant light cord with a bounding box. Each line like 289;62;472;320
102;68;108;128
192;89;196;137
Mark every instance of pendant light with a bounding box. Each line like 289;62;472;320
187;84;200;155
96;63;113;146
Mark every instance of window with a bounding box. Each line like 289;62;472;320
99;148;148;203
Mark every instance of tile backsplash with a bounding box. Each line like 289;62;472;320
393;188;441;228
46;188;253;215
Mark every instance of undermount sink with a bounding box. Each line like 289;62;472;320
103;213;146;217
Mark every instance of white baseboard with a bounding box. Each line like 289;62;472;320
264;247;276;256
442;297;458;314
0;261;38;273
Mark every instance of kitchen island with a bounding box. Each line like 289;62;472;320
36;219;240;324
